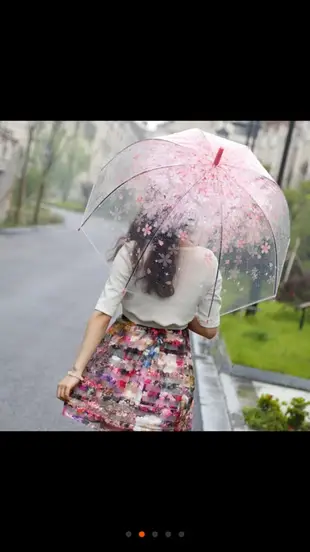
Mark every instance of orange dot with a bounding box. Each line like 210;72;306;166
139;531;145;538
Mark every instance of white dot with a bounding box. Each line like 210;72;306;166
125;531;131;538
165;531;171;538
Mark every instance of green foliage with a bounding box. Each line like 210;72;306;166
26;125;91;203
263;163;271;173
284;182;310;262
2;205;63;228
48;136;91;200
50;200;84;213
243;394;310;431
25;166;42;200
286;396;310;430
242;330;270;342
284;189;303;223
220;301;310;379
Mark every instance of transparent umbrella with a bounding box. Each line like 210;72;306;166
79;128;290;317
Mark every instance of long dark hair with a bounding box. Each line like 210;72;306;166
110;212;183;298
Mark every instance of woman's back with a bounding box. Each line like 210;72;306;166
96;242;222;330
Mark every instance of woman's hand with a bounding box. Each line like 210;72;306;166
188;317;218;339
57;375;80;402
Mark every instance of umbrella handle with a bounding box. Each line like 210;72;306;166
213;147;224;166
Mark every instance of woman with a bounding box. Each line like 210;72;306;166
57;212;222;431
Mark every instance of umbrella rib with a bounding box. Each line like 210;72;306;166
80;163;198;229
220;165;279;293
125;164;279;298
124;174;207;290
207;180;224;321
81;135;205;228
222;162;277;185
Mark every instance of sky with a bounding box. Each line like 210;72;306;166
135;121;168;131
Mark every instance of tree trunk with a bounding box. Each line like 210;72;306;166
14;123;36;224
63;122;80;203
32;122;62;225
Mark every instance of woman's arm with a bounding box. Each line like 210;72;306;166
58;244;133;402
71;311;111;377
57;311;111;402
188;316;218;339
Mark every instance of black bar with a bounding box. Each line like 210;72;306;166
277;121;296;188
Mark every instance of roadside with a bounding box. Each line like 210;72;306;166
0;207;205;431
204;333;310;430
47;200;84;213
0;203;63;228
191;333;232;431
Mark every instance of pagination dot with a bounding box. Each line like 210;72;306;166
125;531;131;538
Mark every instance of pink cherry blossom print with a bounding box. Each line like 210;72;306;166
157;253;172;268
80;128;290;317
261;242;271;254
142;224;152;237
178;230;188;241
236;240;245;249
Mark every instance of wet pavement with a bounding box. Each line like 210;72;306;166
0;209;202;430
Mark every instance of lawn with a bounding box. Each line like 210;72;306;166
1;206;64;228
49;200;85;213
220;301;310;379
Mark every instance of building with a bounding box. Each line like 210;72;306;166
251;121;310;188
0;122;22;223
73;121;146;201
144;120;310;189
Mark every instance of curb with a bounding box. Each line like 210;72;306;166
190;333;232;431
227;363;310;393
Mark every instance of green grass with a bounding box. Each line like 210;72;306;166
1;206;64;228
49;200;85;213
220;301;310;379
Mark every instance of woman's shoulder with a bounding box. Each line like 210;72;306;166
183;245;218;263
112;240;135;267
184;247;219;280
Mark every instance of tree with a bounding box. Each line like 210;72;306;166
285;182;310;263
32;122;63;224
46;136;91;202
300;161;308;180
61;121;80;202
14;121;38;224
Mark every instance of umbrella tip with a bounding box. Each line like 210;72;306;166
213;147;224;166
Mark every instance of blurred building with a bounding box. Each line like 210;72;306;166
0;122;21;223
145;120;310;189
77;120;145;184
251;121;310;188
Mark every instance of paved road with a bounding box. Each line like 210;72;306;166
0;210;202;430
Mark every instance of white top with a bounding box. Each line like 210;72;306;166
95;242;222;330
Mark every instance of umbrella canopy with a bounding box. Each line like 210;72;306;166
80;128;290;316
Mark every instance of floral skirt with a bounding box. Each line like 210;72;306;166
63;317;194;431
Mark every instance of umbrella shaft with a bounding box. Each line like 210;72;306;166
277;121;296;188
